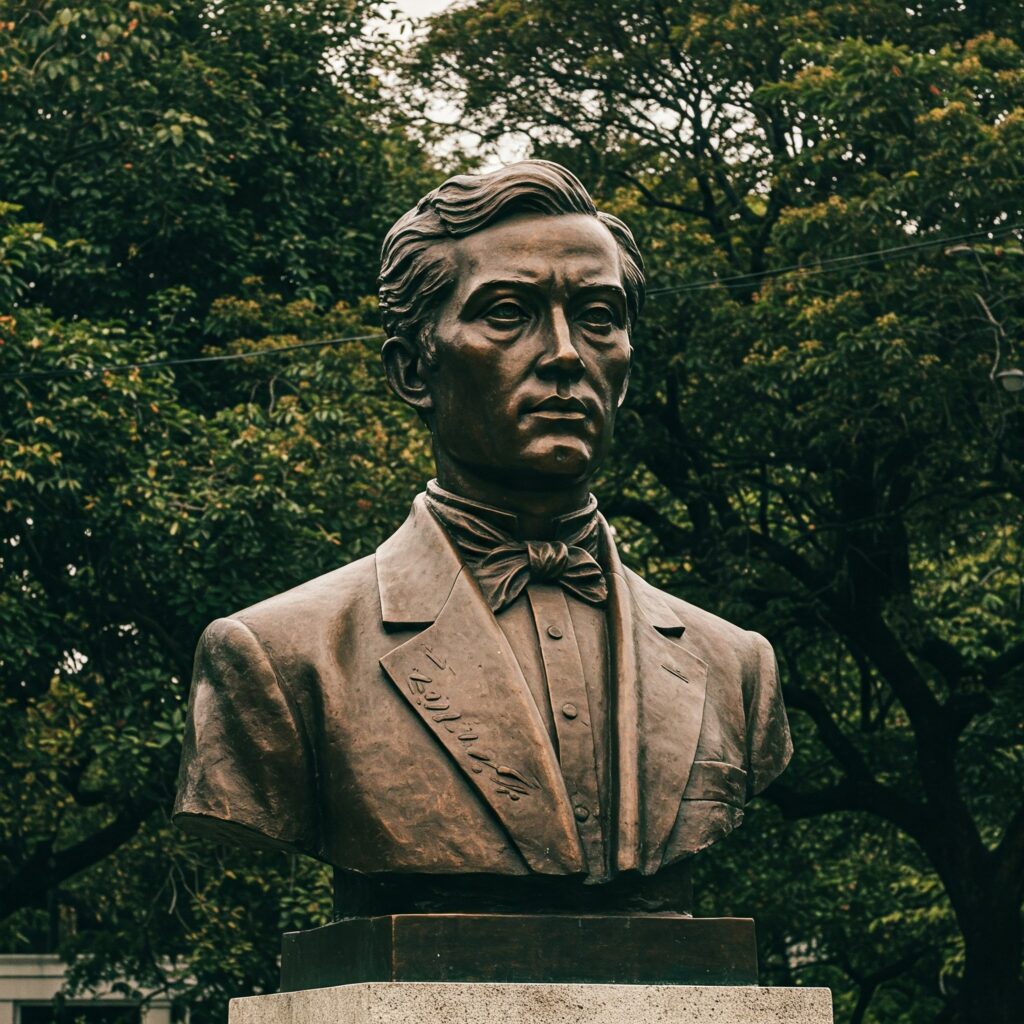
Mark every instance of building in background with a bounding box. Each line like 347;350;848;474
0;957;175;1024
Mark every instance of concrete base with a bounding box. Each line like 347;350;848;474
230;982;833;1024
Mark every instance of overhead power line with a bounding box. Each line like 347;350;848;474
0;331;385;383
645;222;1023;296
2;221;1020;384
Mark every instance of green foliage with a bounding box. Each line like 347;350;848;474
414;4;1024;1022
2;2;1023;1024
0;204;57;307
0;0;437;319
58;818;335;1019
0;2;438;1018
0;289;432;1019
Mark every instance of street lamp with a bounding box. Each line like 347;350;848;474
995;368;1024;393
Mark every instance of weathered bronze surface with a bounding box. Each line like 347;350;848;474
279;914;758;990
173;162;792;920
331;860;695;917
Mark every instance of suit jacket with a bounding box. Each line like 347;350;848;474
173;494;792;879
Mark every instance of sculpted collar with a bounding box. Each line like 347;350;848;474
375;490;685;637
424;480;599;541
423;480;607;611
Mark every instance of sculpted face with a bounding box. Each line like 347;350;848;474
408;213;632;490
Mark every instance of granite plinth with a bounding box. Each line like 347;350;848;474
280;915;757;990
231;982;834;1024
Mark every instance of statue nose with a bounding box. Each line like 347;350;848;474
538;308;584;377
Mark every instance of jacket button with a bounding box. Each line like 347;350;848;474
561;702;578;719
547;624;563;639
574;805;590;822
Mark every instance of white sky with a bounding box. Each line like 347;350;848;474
370;0;528;167
376;0;527;168
394;0;453;15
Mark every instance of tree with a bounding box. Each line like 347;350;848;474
412;3;1024;1021
1;2;439;1017
0;0;436;321
0;279;432;1018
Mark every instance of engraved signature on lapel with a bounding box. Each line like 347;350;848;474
406;644;541;802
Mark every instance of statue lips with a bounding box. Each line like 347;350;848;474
525;395;591;424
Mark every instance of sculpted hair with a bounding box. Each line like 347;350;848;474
378;160;645;361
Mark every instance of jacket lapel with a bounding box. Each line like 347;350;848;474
602;518;709;876
376;495;464;628
377;497;585;875
376;495;707;879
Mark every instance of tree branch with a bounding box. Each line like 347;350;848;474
0;797;156;921
611;169;703;217
766;780;868;818
994;802;1024;900
848;952;922;1024
603;495;692;553
775;662;933;841
783;681;875;784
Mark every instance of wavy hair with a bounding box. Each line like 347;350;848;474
378;161;645;362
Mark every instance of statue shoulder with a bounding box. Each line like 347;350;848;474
202;551;380;655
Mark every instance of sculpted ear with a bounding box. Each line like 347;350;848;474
381;336;433;415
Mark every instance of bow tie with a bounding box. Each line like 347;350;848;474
424;487;609;613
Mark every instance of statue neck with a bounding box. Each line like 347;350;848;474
431;462;594;541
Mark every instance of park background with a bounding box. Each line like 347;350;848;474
0;2;1022;1023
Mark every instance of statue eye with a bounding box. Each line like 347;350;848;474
485;301;527;325
579;305;615;329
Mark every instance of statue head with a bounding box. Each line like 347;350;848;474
379;161;645;498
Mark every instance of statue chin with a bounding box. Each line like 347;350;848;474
477;455;597;493
512;437;600;483
435;441;599;493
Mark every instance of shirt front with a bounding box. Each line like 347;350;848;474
424;481;612;883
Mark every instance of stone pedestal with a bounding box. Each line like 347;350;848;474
230;982;834;1024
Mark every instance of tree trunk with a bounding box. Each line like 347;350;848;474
947;883;1024;1024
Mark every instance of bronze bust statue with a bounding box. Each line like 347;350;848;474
173;161;792;920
